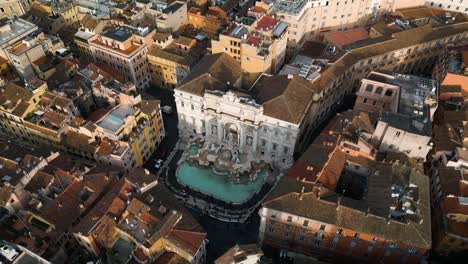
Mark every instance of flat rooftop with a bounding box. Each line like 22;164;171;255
224;23;248;38
163;2;184;14
97;105;137;133
0;17;37;46
325;28;369;47
101;28;133;42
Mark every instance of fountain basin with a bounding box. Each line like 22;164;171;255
176;162;266;204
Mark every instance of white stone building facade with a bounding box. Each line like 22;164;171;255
175;90;299;168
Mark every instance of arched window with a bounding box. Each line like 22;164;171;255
375;87;383;94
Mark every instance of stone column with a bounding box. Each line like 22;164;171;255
252;128;258;153
217;118;223;143
239;125;245;148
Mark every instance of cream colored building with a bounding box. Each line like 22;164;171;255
84;25;153;89
0;0;30;19
6;32;65;79
382;0;468;13
263;0;374;50
0;80;75;147
146;1;187;33
0;17;37;58
148;35;199;89
212;15;288;86
175;53;320;168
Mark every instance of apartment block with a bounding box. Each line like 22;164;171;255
147;1;187;33
148;35;201;89
260;0;372;51
428;73;468;256
188;6;230;36
259;111;431;263
0;0;31;19
212;14;288;86
80;24;153;89
366;71;438;160
383;0;468;14
30;0;80;29
290;8;467;149
0;17;37;58
0;79;76;146
72;169;207;263
78;63;137;107
6;31;65;79
94;102;165;167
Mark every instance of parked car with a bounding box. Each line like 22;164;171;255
162;105;173;114
155;159;164;169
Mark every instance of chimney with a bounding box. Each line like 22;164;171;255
312;183;322;199
298;186;305;200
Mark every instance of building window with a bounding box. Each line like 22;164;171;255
320;224;326;231
269;227;274;233
385;90;393;96
354;233;360;239
271;214;277;219
246;136;253;146
365;84;373;92
363;98;368;104
303;220;309;226
396;131;401;137
389;242;398;248
287;216;292;222
375;87;383;94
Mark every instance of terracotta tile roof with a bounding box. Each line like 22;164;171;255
136;100;161;116
250;6;266;14
126;168;159;189
264;162;432;249
10;43;31;56
86;108;110;123
325;28;369;47
246;35;262;47
167;230;206;255
255;15;277;31
215;244;262;264
251;74;318;124
177;53;242;96
73;177;131;235
0;55;8;64
0;185;14;207
62;130;98;153
0;82;33;111
24;171;54;193
441;73;468;94
92;215;118;248
152;252;189;264
40;179;83;232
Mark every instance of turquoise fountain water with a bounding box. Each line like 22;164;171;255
177;145;266;204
